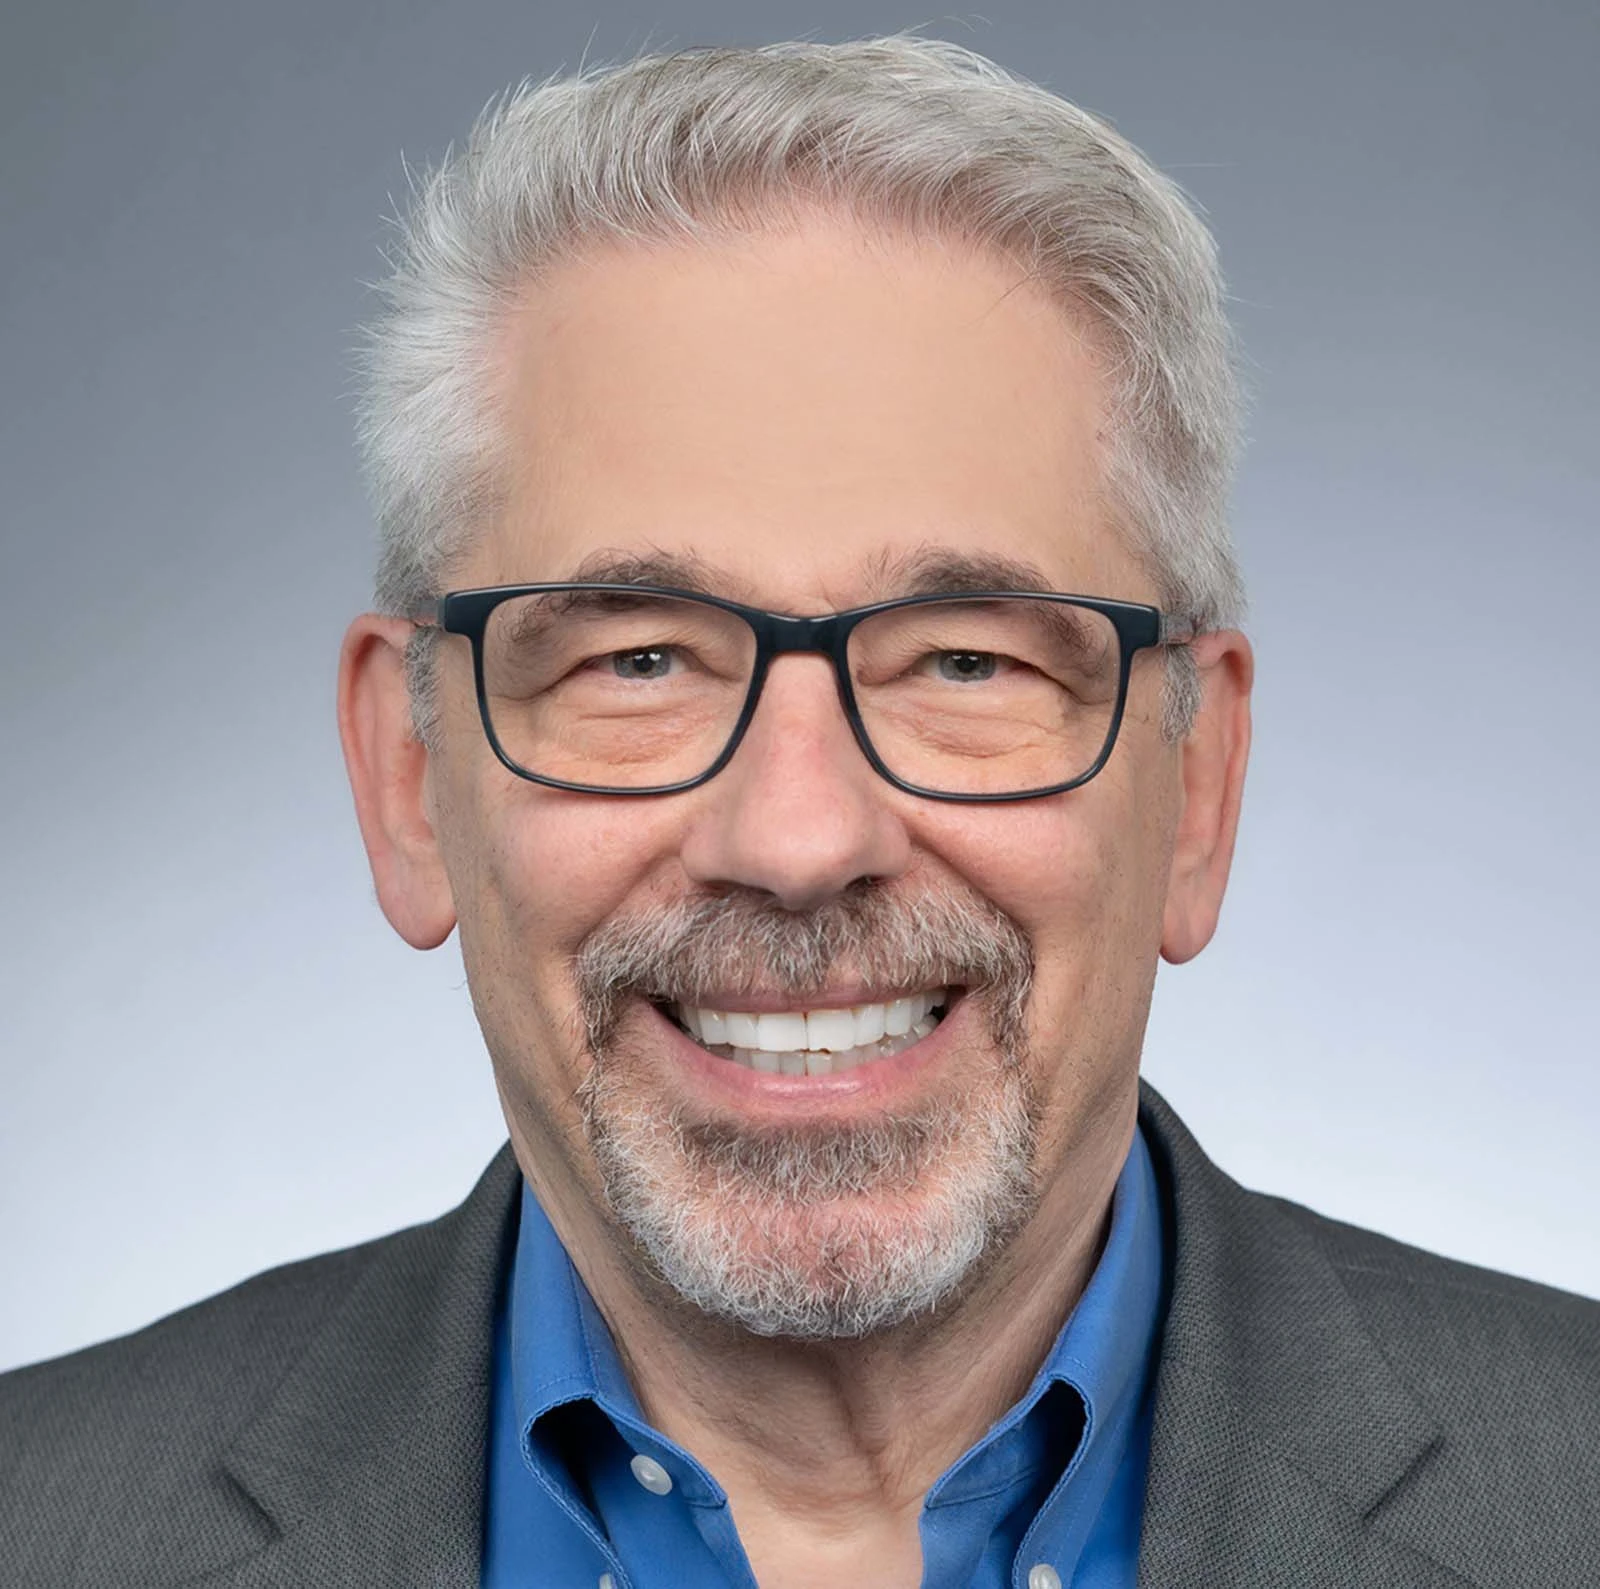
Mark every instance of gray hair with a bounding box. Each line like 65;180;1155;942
570;877;1039;1336
357;35;1245;743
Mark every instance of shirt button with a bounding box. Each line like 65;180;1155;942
629;1453;674;1495
598;1577;616;1589
1027;1567;1062;1589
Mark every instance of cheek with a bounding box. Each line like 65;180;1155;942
925;771;1176;1039
431;664;674;961
938;793;1164;944
444;785;694;1186
458;786;686;1003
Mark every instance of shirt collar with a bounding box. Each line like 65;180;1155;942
508;1183;641;1426
508;1121;1164;1500
926;1121;1164;1505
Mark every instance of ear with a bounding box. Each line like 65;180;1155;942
337;614;458;950
1161;629;1253;965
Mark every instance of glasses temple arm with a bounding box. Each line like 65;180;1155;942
1157;613;1201;647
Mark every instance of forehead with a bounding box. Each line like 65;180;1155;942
474;212;1147;605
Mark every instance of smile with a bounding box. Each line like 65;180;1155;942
665;990;949;1076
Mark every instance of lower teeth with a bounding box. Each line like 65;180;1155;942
705;1015;940;1075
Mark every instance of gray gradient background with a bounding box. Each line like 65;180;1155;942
2;0;1595;1373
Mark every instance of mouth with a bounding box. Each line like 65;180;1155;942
657;989;952;1077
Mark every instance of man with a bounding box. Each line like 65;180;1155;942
1;34;1595;1589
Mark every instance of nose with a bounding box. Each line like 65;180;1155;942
677;654;914;911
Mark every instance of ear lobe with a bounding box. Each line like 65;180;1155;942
1160;630;1253;965
337;614;458;950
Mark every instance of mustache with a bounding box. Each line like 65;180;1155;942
571;880;1035;1058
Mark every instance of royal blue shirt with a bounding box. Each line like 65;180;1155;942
482;1126;1166;1588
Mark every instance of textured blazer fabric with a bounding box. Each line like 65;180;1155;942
2;1084;1596;1587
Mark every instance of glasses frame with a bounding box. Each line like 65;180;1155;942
417;582;1196;804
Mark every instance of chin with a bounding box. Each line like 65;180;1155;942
580;1054;1040;1339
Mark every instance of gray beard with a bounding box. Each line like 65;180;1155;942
572;881;1040;1339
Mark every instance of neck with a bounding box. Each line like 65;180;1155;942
532;1110;1134;1588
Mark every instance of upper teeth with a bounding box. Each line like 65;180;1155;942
673;991;946;1053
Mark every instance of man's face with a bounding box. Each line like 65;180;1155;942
417;213;1199;1335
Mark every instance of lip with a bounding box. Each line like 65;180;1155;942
638;989;969;1110
654;984;955;1016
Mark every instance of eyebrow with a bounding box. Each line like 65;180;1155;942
554;543;1060;606
561;548;740;598
862;546;1058;599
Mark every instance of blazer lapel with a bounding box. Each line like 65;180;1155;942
1135;1084;1475;1589
171;1089;1486;1587
189;1146;522;1589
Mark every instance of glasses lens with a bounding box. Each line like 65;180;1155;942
480;590;754;789
849;597;1123;796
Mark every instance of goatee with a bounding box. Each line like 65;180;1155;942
572;880;1040;1339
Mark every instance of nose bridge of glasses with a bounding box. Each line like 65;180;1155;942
758;610;843;657
748;610;858;723
726;611;884;808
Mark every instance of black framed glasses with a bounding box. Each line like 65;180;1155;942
417;583;1196;803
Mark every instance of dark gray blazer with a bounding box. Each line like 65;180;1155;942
3;1084;1596;1587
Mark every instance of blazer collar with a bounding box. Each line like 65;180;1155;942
194;1091;1476;1588
1135;1081;1474;1588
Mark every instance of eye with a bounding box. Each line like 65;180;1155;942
609;646;679;680
931;650;998;683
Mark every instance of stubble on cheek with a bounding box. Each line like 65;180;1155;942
1009;824;1169;1173
449;853;608;1207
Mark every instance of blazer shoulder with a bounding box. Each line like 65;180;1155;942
0;1231;399;1548
5;1229;363;1408
0;1147;520;1585
1262;1189;1600;1437
1265;1189;1600;1334
1141;1083;1600;1585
